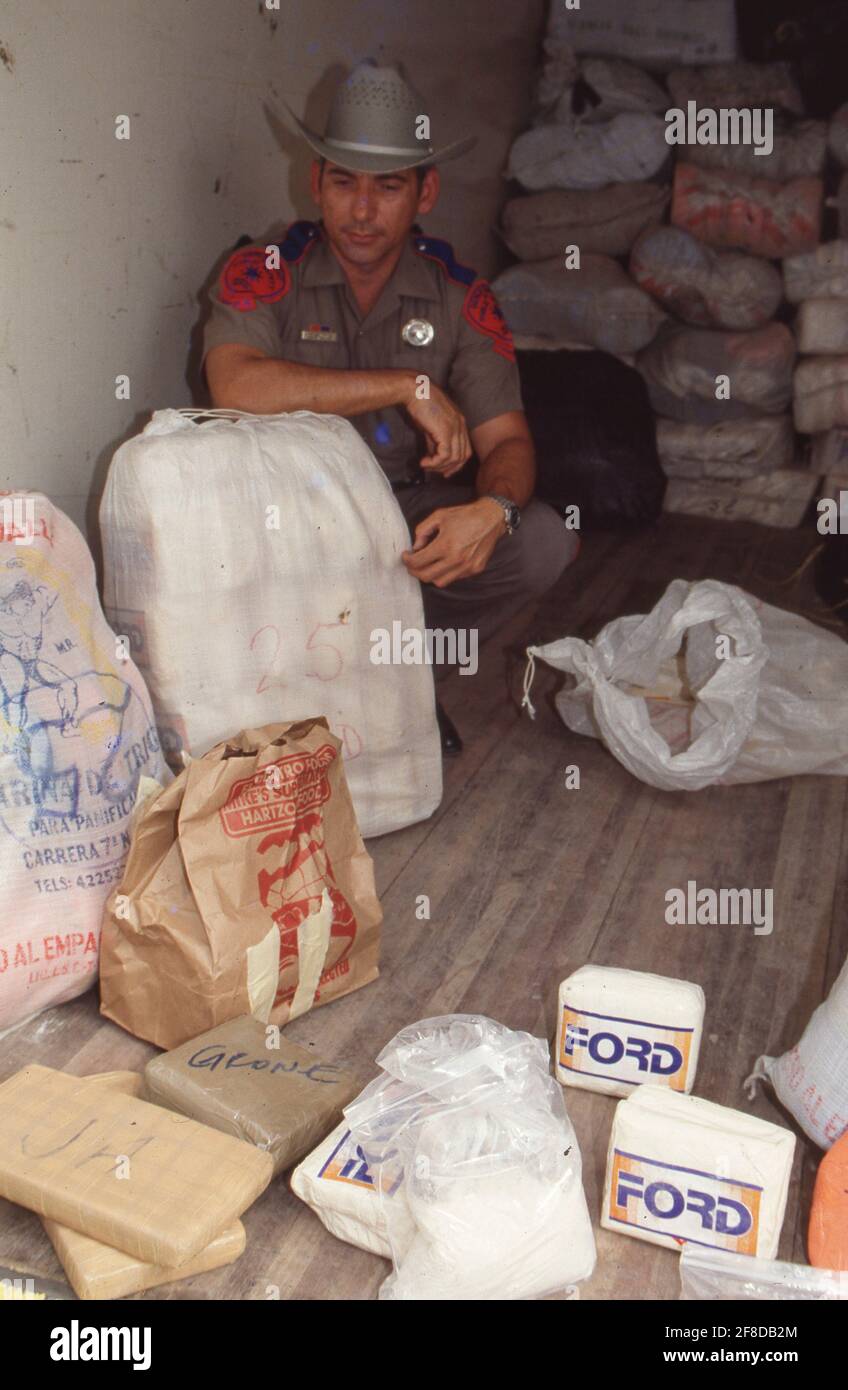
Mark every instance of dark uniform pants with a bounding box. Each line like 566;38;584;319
393;480;580;671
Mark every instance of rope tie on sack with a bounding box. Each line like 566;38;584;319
521;648;538;720
743;1055;771;1102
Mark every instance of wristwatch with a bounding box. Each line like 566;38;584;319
483;494;521;535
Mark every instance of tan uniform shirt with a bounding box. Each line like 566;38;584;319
203;221;522;485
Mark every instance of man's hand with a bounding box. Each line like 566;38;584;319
405;383;472;476
402;498;506;588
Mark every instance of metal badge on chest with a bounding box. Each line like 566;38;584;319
401;318;435;348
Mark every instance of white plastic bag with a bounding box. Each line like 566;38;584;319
100;409;442;839
0;492;165;1035
492;256;665;354
680;1245;848;1301
746;954;848;1150
656;417;794;480
525;578;848;791
345;1015;596;1301
507;114;669;193
545;58;668;126
637;321;795;425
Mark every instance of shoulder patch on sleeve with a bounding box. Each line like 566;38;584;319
412;233;477;287
218;246;291;312
462;279;516;362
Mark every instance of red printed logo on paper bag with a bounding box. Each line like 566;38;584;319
221;745;357;1008
220;745;336;838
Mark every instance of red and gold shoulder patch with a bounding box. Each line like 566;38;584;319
462;279;516;362
218;247;291;312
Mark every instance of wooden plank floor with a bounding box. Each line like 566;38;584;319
1;512;845;1301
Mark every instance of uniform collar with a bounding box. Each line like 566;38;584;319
301;223;438;303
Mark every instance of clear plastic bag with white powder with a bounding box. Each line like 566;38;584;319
345;1015;596;1300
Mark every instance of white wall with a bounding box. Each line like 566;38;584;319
0;0;545;542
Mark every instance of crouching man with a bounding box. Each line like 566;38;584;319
203;61;579;753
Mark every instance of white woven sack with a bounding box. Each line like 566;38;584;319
547;0;737;70
747;955;848;1150
100;410;442;838
0;492;165;1035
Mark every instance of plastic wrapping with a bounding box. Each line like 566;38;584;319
345;1015;596;1301
143;1015;361;1174
637;321;795;425
631;226;783;331
783;241;848;303
526;578;848;791
508;114;670;193
680;1245;848;1301
672;162;822;258
493;256;665;355
656;417;794;480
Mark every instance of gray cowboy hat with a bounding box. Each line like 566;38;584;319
276;59;477;174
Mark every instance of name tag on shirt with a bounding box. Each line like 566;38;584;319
301;324;338;343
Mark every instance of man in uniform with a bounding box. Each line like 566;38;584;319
203;61;579;753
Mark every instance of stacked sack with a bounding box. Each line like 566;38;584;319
781;104;848;474
495;4;848;532
496;51;671;358
635;61;825;527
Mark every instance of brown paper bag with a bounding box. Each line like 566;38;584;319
143;1015;361;1175
99;719;382;1049
0;1065;272;1266
41;1071;246;1299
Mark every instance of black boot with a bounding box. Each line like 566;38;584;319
436;700;463;757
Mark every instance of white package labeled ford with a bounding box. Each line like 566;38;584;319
290;1121;411;1258
557;965;705;1096
602;1088;795;1258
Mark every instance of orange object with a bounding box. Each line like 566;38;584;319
809;1132;848;1270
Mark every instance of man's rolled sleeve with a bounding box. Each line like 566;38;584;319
448;279;524;431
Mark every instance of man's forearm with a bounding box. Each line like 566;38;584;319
210;353;417;417
475;436;536;509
